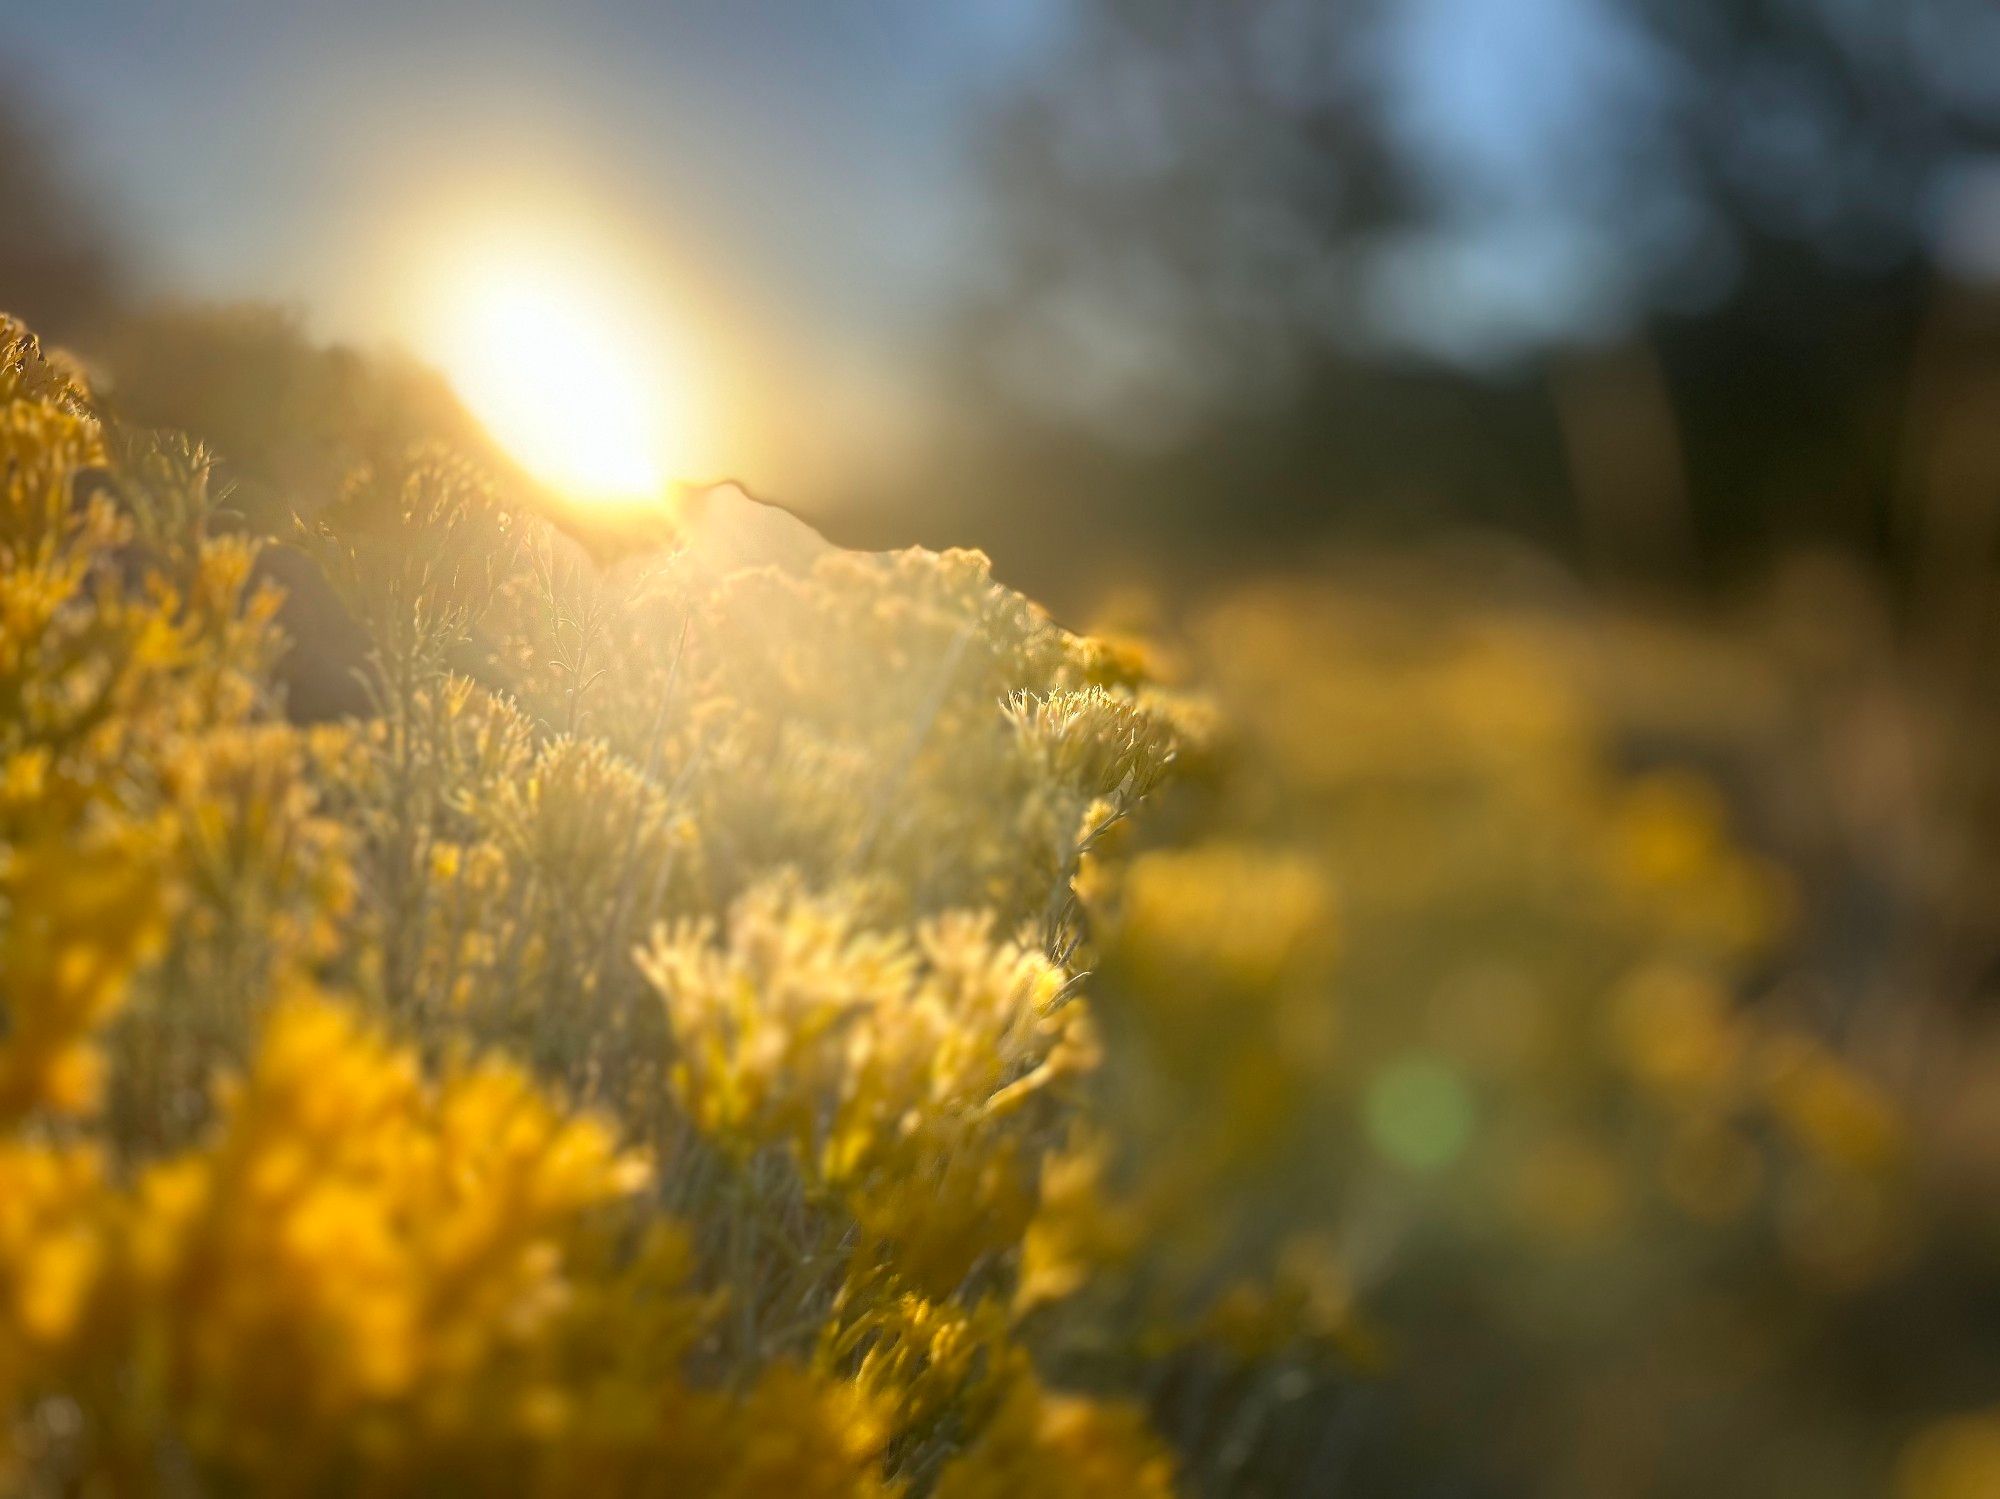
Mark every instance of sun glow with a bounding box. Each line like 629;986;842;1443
421;240;700;505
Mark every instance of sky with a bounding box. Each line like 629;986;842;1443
19;1;1994;397
10;1;1093;493
11;2;1060;336
10;0;1643;335
8;0;1653;497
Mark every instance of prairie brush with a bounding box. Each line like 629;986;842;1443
0;313;1182;1495
3;304;1984;1499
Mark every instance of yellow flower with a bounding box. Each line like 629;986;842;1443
933;1376;1176;1499
0;1141;111;1351
642;884;1082;1292
1899;1411;2000;1499
0;830;168;1123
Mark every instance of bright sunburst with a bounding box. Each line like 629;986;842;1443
421;240;699;505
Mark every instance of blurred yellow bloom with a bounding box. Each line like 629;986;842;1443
0;832;167;1122
2;303;1977;1499
1760;1031;1905;1174
1899;1412;2000;1499
934;1374;1177;1499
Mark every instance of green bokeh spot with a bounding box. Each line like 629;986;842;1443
1364;1054;1475;1172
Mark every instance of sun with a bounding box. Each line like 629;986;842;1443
419;239;700;506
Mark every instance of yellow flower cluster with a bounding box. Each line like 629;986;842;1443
1019;566;1967;1496
8;297;1974;1499
641;885;1091;1293
0;314;1182;1493
2;994;891;1496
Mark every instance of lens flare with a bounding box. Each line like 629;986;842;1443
421;241;698;504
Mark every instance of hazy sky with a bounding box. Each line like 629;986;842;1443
11;1;1097;494
11;1;1062;339
9;0;1647;495
11;1;1640;342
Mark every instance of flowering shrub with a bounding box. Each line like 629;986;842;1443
0;315;1180;1494
1;311;1991;1498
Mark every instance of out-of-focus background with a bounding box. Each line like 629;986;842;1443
8;6;2000;1496
11;0;2000;605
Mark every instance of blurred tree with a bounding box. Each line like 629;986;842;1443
929;0;2000;599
